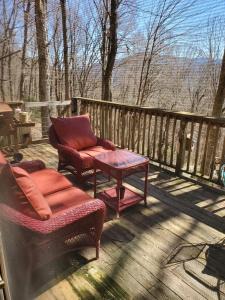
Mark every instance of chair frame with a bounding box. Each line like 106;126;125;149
0;160;106;299
49;125;116;181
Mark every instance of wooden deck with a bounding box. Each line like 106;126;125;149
18;143;225;300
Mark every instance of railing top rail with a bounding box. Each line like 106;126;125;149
73;97;225;126
25;100;71;108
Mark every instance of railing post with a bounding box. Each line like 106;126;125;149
121;109;126;148
108;105;113;140
176;119;187;175
221;136;225;166
71;97;78;115
218;136;225;183
81;101;87;115
100;105;105;138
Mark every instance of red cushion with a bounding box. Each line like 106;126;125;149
80;146;112;169
45;186;91;214
51;115;97;150
11;167;52;220
30;168;73;196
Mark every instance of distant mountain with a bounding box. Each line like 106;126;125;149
193;57;221;65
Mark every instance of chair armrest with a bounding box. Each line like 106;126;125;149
56;144;83;170
0;200;105;235
96;137;116;150
13;160;46;173
57;144;81;160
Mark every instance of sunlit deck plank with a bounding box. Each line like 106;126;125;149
16;143;225;300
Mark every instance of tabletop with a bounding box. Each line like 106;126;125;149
94;149;149;171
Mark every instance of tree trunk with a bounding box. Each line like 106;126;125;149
7;41;13;102
101;0;118;101
211;49;225;117
34;0;50;137
60;0;70;100
19;0;31;101
0;42;6;102
204;49;225;176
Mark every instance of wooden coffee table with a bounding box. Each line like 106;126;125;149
94;149;149;217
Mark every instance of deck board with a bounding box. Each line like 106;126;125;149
17;143;225;300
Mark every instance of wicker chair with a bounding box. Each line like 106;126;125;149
0;151;105;299
49;115;116;181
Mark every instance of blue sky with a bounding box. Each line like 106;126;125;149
7;0;223;60
136;0;225;53
73;0;225;59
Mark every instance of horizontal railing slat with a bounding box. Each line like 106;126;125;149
73;97;225;126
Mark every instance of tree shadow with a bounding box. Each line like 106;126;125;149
98;196;183;298
136;170;225;233
28;162;225;299
106;169;225;298
31;252;89;298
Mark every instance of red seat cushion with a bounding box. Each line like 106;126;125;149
51;115;97;150
11;167;52;220
79;146;112;169
30;168;73;196
45;186;91;214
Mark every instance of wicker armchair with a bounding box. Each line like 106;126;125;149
49;115;116;181
0;151;105;299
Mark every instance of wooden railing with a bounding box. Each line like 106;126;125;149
72;97;225;186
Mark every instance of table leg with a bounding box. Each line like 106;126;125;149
116;178;122;218
94;166;97;198
144;164;148;206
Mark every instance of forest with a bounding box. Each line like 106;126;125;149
0;0;225;117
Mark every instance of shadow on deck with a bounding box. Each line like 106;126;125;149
18;143;225;300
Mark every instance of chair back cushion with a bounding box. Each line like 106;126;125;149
0;151;52;220
51;115;97;150
11;167;52;220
